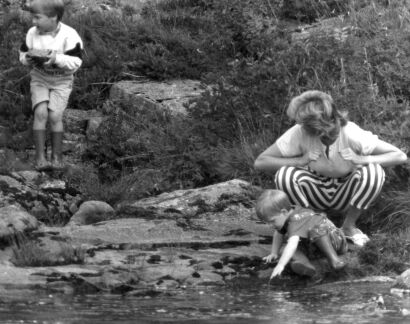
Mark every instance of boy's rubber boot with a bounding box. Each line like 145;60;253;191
33;129;49;171
290;250;317;277
290;260;317;277
51;131;65;170
315;235;346;270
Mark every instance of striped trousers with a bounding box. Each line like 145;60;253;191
274;164;385;211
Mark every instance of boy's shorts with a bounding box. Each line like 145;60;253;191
30;69;73;112
309;218;348;254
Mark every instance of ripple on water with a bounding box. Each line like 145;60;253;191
0;281;409;323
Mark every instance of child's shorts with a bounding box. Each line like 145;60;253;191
30;69;73;112
309;217;348;254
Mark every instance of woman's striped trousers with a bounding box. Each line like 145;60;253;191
274;164;385;211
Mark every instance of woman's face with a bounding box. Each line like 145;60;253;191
319;125;339;146
304;119;340;146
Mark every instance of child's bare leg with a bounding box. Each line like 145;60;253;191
33;102;49;169
49;110;64;169
290;249;316;277
315;235;345;270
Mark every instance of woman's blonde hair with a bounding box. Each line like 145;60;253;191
255;189;292;222
286;90;347;137
30;0;65;21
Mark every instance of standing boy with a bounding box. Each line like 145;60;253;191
19;0;83;170
256;189;347;278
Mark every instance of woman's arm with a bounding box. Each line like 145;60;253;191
270;235;300;278
254;143;319;172
341;140;407;167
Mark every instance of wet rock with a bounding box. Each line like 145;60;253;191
155;279;179;290
185;271;225;286
68;200;115;226
392;269;410;289
137;264;194;283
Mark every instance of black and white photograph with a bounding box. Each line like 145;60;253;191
0;0;409;323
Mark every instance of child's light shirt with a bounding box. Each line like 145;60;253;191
279;208;325;239
276;122;379;177
19;22;83;76
279;207;347;254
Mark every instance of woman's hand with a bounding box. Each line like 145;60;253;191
340;148;365;165
270;264;285;278
263;253;278;263
301;150;321;166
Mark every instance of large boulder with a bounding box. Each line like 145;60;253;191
117;179;261;218
68;200;115;226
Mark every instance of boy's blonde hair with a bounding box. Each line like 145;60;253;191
30;0;65;21
255;189;292;222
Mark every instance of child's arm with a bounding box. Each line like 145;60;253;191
19;32;33;66
270;235;300;278
263;230;283;263
46;31;84;72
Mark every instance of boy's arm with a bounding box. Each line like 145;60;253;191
19;34;31;66
263;230;283;263
52;42;83;72
270;235;300;278
50;30;84;72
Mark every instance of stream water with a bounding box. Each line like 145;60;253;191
1;280;410;324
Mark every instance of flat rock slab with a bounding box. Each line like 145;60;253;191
0;264;100;289
57;217;264;247
109;80;205;115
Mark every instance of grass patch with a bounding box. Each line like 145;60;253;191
11;235;86;267
355;232;410;276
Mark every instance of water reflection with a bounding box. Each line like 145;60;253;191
0;281;409;323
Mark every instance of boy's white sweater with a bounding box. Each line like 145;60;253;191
20;22;83;76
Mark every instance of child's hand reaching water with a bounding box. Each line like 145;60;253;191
270;264;285;278
263;253;278;263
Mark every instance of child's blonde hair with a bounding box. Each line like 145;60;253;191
30;0;65;21
255;189;292;222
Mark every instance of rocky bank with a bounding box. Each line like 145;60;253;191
0;76;409;298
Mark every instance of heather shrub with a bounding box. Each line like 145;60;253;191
82;101;219;202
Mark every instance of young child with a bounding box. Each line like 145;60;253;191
19;0;83;170
256;189;347;278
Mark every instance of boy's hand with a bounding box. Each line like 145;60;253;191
25;54;35;65
270;264;285;278
263;253;278;263
44;50;57;66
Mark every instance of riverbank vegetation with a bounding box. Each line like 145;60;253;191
0;0;409;243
